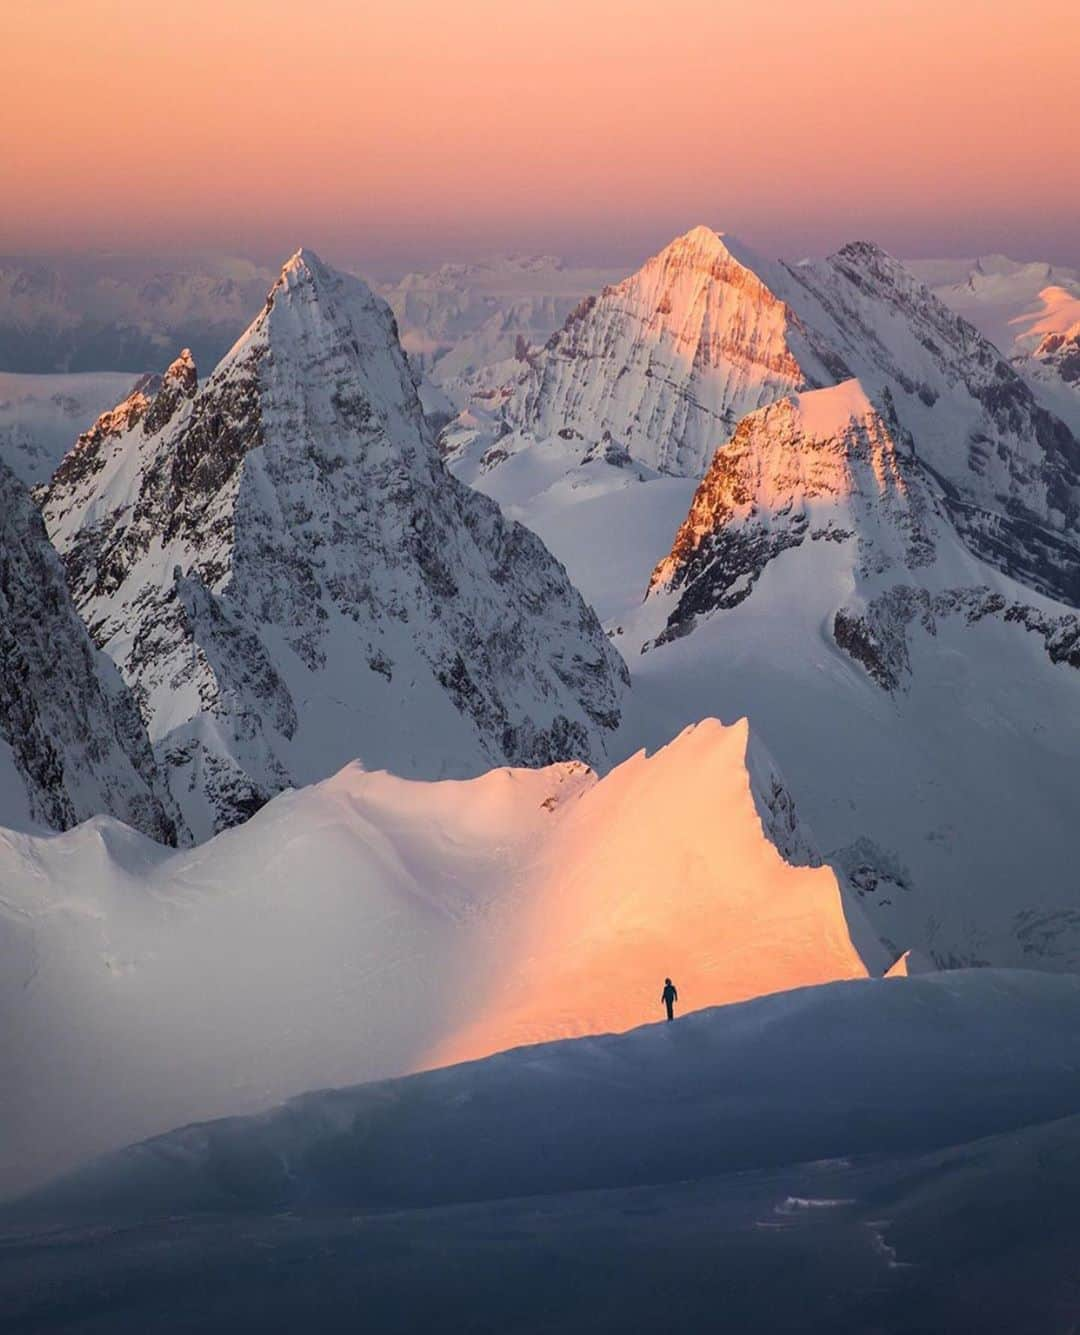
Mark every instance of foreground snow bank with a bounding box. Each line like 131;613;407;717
15;969;1080;1222
0;718;866;1198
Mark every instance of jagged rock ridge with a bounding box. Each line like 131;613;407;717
42;251;628;841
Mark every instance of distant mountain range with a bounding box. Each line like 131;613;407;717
2;228;1080;974
0;253;275;374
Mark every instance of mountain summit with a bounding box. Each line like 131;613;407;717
42;251;629;840
497;225;840;476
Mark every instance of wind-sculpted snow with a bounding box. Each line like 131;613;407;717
0;462;180;841
41;250;628;840
13;970;1080;1222
0;718;866;1198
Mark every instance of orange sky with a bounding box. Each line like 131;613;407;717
4;0;1078;267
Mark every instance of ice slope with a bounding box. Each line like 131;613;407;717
0;462;180;841
40;250;628;840
619;378;1080;971
0;370;139;485
0;719;867;1198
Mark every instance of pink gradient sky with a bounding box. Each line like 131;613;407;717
5;0;1079;270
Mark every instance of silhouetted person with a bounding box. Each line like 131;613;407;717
661;977;678;1022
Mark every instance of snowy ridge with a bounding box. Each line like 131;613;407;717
15;969;1080;1219
647;380;927;641
41;250;628;840
0;462;180;840
907;253;1080;358
0;718;867;1197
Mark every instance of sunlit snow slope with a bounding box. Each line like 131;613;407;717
0;719;866;1198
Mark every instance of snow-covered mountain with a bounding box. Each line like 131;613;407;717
436;227;1080;972
459;228;1080;602
453;229;1080;607
40;250;629;840
780;242;1080;606
0;719;867;1198
0;461;180;841
906;254;1080;423
477;227;842;477
1032;323;1080;388
617;373;1080;971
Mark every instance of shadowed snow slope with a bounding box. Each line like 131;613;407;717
0;718;866;1199
0;462;180;842
12;969;1080;1223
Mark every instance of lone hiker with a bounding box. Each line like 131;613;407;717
661;977;678;1022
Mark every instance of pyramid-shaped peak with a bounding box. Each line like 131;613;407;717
279;246;332;280
653;225;762;273
831;239;901;270
264;247;360;311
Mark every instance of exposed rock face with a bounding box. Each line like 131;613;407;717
499;227;842;476
647;382;934;646
478;229;1080;612
781;242;1080;608
1034;327;1080;388
0;461;180;840
631;368;1080;973
42;251;628;840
